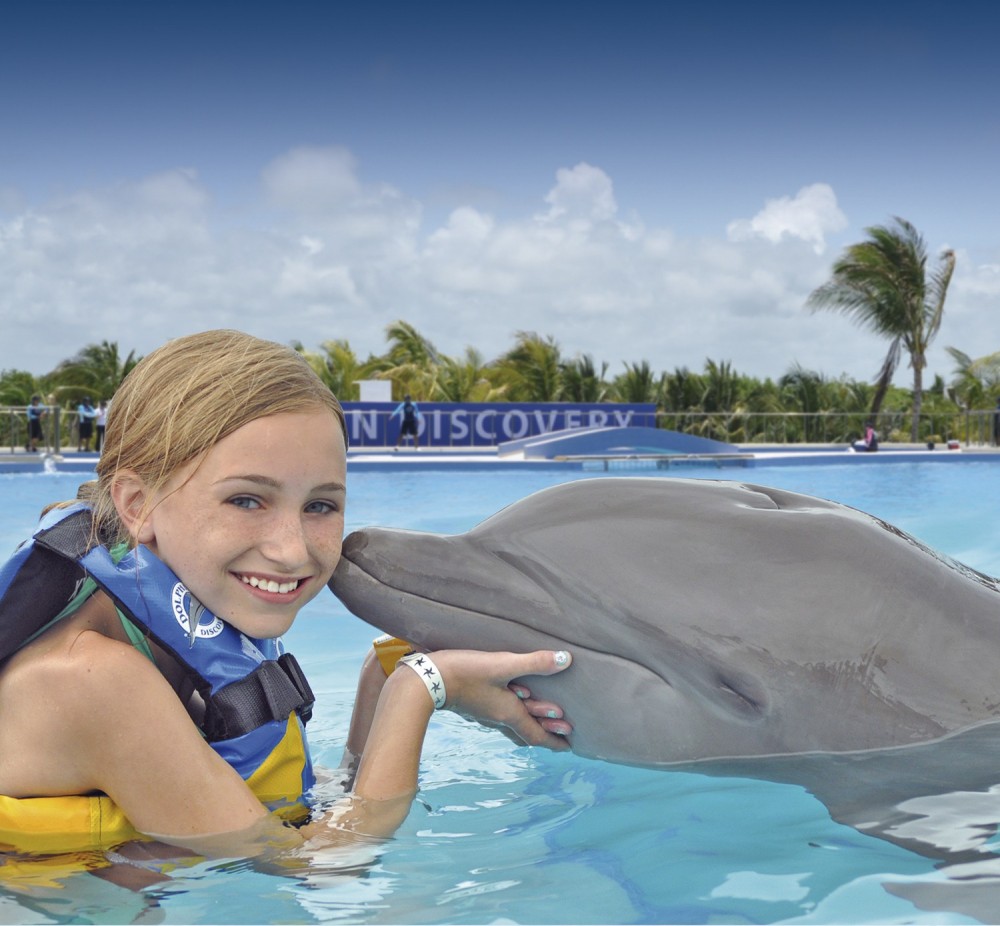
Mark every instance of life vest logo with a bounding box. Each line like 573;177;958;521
171;582;224;639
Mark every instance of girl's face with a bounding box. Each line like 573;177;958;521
139;409;347;639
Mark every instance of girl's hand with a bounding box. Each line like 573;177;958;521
430;649;573;750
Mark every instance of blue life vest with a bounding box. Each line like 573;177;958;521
0;503;316;800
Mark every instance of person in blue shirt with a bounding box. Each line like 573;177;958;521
77;397;98;452
391;394;423;450
25;395;47;453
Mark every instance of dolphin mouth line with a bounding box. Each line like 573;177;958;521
340;550;682;685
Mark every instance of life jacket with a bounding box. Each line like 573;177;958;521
0;503;316;853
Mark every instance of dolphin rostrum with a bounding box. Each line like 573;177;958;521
330;477;1000;767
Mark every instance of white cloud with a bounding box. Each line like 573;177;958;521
261;146;362;212
726;183;848;254
539;162;618;225
0;152;989;387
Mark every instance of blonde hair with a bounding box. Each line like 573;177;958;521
89;330;346;545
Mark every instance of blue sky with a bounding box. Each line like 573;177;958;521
2;0;998;388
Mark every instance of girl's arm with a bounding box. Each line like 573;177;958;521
327;648;573;839
341;645;573;786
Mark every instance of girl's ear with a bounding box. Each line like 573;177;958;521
110;472;156;545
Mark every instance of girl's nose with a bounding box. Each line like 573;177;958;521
261;512;310;568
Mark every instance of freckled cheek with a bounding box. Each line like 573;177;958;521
309;528;344;576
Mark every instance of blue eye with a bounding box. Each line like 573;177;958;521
230;496;261;510
305;499;339;515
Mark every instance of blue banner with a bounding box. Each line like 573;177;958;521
341;402;657;448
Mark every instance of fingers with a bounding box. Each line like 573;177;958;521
493;649;572;690
538;717;572;738
433;648;575;752
505;712;572;750
503;652;574;748
509;687;566;723
515;649;572;678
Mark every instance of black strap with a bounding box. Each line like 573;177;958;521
35;507;96;559
0;509;96;664
0;544;86;664
203;653;315;741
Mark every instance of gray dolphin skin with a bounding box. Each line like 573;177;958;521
330;477;1000;768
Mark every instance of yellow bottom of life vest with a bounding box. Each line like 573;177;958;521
0;714;311;855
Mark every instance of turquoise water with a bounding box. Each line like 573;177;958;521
2;461;1000;924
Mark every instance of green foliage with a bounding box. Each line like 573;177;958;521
0;370;46;405
10;308;994;446
494;332;564;402
293;338;379;402
610;361;659;404
562;355;609;403
946;347;1000;409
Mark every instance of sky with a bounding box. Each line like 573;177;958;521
2;0;999;390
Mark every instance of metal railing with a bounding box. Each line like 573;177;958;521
1;406;66;454
654;409;1000;447
2;406;997;452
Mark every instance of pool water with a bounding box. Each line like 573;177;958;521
2;462;1000;924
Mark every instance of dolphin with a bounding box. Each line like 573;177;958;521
329;476;1000;877
330;476;1000;765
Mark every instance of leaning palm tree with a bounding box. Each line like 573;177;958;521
49;340;140;403
361;320;442;400
382;320;439;369
807;217;955;441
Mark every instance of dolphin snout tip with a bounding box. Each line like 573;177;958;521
341;531;369;557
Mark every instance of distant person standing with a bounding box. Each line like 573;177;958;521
392;394;423;450
76;397;98;452
95;400;108;453
993;398;1000;446
25;395;47;453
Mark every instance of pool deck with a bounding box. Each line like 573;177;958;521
1;443;998;475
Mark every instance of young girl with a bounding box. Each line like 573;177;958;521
0;330;572;857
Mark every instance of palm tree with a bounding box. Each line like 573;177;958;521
494;332;563;402
0;370;45;405
779;365;828;442
365;320;441;400
945;347;1000;410
807;217;955;441
294;339;372;402
610;361;660;404
49;340;140;403
561;354;609;403
434;348;508;402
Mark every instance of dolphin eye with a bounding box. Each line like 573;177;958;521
716;675;766;717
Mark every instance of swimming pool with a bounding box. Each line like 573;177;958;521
2;461;1000;924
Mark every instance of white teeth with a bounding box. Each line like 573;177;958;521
241;575;300;594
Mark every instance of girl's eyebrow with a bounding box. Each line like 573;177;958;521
215;474;346;493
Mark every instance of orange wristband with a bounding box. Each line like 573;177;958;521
372;634;414;676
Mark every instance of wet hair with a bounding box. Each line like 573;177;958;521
87;329;347;545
